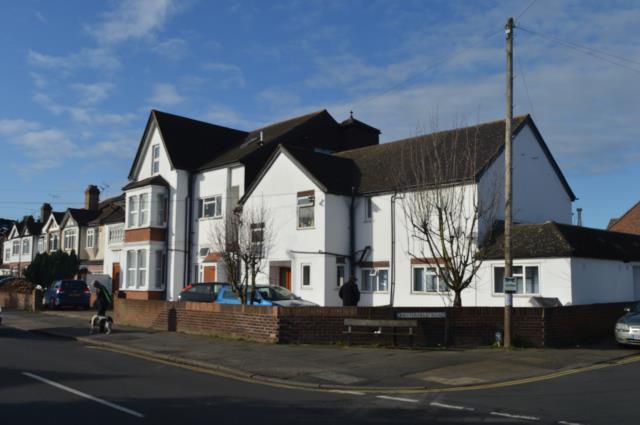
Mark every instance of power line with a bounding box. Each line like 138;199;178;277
515;0;538;21
516;54;536;118
518;25;640;74
350;27;504;111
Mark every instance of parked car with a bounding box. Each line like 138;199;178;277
178;282;228;302
615;303;640;346
44;280;91;309
0;276;19;287
254;285;318;307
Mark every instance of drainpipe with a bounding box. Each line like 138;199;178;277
184;172;194;289
390;193;398;307
349;187;356;277
164;186;172;299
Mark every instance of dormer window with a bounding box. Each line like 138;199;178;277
151;144;160;175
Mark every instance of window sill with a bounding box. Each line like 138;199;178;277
492;293;540;297
300;285;313;290
296;226;315;231
198;217;222;222
411;291;450;295
360;290;390;294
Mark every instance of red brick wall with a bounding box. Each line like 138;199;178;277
113;298;632;347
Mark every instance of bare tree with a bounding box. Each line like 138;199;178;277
211;202;273;304
397;118;498;307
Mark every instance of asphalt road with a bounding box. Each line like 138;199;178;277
1;325;638;425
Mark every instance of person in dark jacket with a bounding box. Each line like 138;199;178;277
339;275;360;306
93;280;112;317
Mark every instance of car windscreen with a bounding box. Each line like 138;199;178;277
61;281;87;290
260;286;297;301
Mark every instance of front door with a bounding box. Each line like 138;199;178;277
279;267;291;290
112;263;121;293
203;265;216;282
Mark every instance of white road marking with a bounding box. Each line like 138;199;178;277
331;390;366;396
430;401;475;411
558;421;584;425
491;411;540;421
376;395;419;403
22;372;144;418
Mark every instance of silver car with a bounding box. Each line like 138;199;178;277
615;303;640;346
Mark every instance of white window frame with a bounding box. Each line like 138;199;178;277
155;193;167;226
360;268;389;293
12;240;20;256
37;238;44;253
199;195;223;219
297;194;315;229
86;228;95;248
411;266;448;294
154;250;165;289
151;144;160;175
301;264;311;287
22;239;30;255
493;264;540;295
128;195;139;228
364;197;373;221
137;249;147;289
139;193;149;227
126;250;137;288
63;228;77;251
49;233;59;251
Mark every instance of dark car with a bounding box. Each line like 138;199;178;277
44;280;91;309
0;276;19;287
178;282;228;302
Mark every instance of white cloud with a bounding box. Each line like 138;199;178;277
148;83;185;106
202;62;246;88
27;48;121;73
33;92;136;125
87;0;178;44
0;119;40;135
153;38;188;60
9;128;80;175
257;88;300;110
71;82;115;105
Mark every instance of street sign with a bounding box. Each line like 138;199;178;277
503;277;517;293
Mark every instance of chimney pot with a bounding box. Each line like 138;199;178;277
85;185;100;211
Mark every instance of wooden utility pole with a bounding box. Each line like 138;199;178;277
504;16;514;349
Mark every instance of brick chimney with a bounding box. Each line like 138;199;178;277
85;185;100;211
40;203;52;223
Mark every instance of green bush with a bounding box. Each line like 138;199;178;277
24;250;79;287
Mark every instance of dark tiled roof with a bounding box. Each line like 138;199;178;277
128;110;248;178
66;208;101;226
197;110;328;170
122;175;169;191
52;212;65;223
340;117;381;134
480;221;640;262
23;219;43;236
283;146;357;195
336;116;530;194
608;201;640;235
335;115;575;200
89;194;125;226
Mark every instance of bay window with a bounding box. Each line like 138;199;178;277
86;228;95;248
127;193;151;228
63;229;77;251
154;250;165;289
126;250;137;287
12;240;19;256
137;250;147;288
155;193;167;226
22;239;30;255
128;196;138;228
49;233;59;251
126;249;148;288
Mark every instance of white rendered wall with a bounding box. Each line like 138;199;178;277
478;123;573;240
570;258;637;304
242;153;328;305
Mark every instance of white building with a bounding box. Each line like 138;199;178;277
240;115;640;306
121;109;379;300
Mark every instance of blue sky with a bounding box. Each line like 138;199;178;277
1;0;639;228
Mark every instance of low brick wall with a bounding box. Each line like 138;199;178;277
113;298;632;347
0;290;38;311
114;299;279;343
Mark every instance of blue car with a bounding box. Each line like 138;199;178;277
45;280;91;309
215;285;271;306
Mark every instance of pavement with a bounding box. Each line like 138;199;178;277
3;309;640;392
